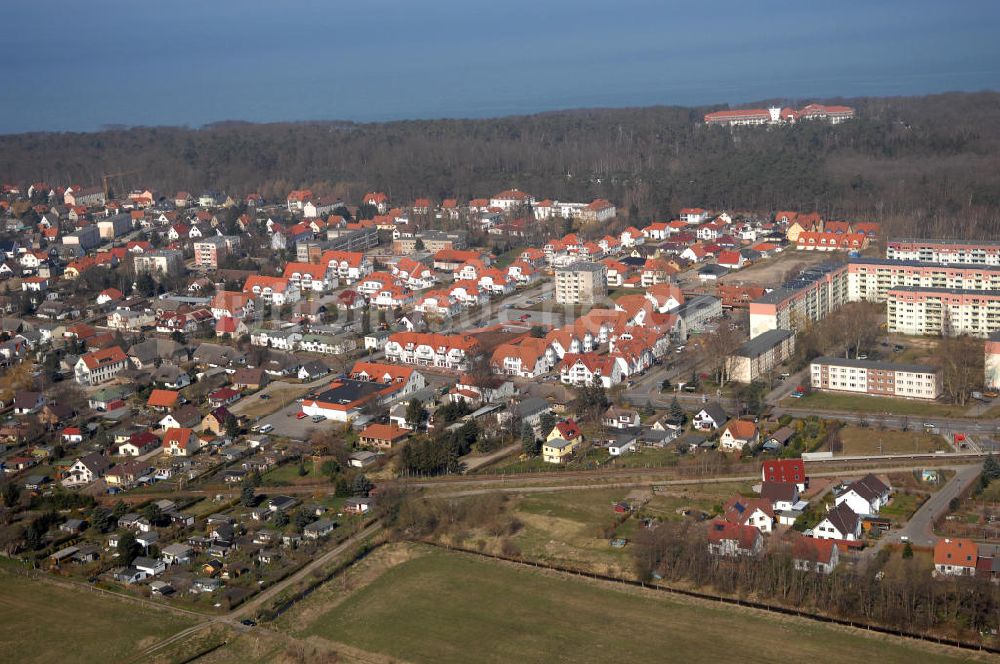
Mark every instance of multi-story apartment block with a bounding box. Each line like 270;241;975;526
810;357;941;400
847;258;1000;302
133;249;185;276
887;287;1000;337
886;238;1000;266
555;261;608;305
193;236;228;270
728;329;796;384
748;263;849;338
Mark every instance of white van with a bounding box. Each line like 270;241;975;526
259;424;274;434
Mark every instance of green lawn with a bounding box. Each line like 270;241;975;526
838;426;948;455
881;492;926;523
262;459;316;484
788;391;965;417
298;549;973;664
0;571;195;664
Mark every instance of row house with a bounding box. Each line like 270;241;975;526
384;332;483;371
796;231;869;252
299;333;356;355
250;327;303;351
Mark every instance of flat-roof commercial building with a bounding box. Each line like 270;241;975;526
729;329;796;384
810;356;941;400
887;287;1000;337
555;261;607;305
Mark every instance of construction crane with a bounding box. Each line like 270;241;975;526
102;170;136;199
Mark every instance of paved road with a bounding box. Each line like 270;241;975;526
773;406;1000;435
878;463;983;549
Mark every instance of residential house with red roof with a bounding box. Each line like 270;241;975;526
620;226;645;248
641;221;671;242
359;423;410;449
384;332;483;371
761;459;808;491
243;275;300;306
719;418;760;451
74;346;129;385
319;250;371;284
559;352;626;388
717;250;746;270
722;496;775;534
162;428;200;457
210;291;255;320
391;258;436;290
414;290;461;317
707;519;763;557
934;538;978;576
283;262;336;293
490;337;556;378
362;191;389;213
792;537;840;574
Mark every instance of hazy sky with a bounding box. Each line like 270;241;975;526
2;1;998;133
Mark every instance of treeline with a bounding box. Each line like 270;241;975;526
3;92;1000;236
633;520;999;642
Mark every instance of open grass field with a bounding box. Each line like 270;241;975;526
297;548;977;664
0;571;196;664
787;391;966;417
838;425;948;455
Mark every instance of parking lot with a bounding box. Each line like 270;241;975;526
250;370;456;441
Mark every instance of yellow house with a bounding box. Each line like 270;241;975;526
542;437;579;464
543;419;584;463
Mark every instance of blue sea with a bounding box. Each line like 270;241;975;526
2;0;998;134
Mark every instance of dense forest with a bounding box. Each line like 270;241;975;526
2;92;1000;237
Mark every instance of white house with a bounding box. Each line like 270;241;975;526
834;474;891;516
813;503;861;541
